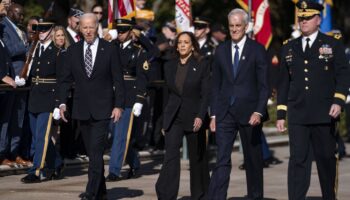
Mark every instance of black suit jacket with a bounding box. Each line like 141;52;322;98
162;56;210;131
211;38;269;124
277;32;350;124
59;39;125;120
0;39;14;81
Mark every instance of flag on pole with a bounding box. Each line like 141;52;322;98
108;0;136;28
236;0;273;49
175;0;193;33
319;0;332;33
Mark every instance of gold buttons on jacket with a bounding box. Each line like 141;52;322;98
36;68;39;72
304;60;308;64
305;86;309;90
38;62;40;65
305;77;309;81
304;68;308;72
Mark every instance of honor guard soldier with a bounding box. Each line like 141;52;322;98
193;16;215;61
106;18;149;182
21;22;63;183
276;1;350;199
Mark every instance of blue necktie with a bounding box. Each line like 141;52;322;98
233;44;239;78
230;44;239;105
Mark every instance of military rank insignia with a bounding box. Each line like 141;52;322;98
319;44;333;61
285;49;293;63
143;61;149;70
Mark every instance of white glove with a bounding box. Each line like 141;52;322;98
15;76;26;86
346;95;350;104
53;108;61;120
132;103;143;117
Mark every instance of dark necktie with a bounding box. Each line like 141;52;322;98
305;38;311;55
75;34;80;42
233;44;239;78
85;44;93;77
230;45;240;105
40;45;44;57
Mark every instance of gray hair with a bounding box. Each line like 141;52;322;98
80;13;99;28
227;8;249;25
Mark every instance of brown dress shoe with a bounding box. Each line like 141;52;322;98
1;158;14;166
15;156;31;166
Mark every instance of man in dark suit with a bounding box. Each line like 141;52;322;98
276;1;350;199
0;3;18;166
208;8;269;200
59;13;125;200
66;8;83;44
0;3;29;166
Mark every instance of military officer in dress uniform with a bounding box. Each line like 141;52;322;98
193;16;215;62
106;18;149;182
21;22;63;183
276;1;350;199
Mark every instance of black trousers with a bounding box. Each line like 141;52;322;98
208;106;263;200
156;119;210;200
79;118;109;199
288;123;337;200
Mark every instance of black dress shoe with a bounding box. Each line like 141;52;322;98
21;174;41;183
127;168;138;179
265;156;283;165
52;164;64;180
79;192;92;200
238;162;269;170
106;173;122;182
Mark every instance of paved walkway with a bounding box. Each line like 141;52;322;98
0;143;350;200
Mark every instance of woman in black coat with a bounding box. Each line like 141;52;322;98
155;31;210;200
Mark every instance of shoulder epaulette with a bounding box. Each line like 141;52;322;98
334;34;342;40
283;39;291;45
133;43;142;49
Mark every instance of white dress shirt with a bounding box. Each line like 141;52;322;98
39;40;52;56
83;37;99;67
302;31;318;52
231;35;247;63
122;40;132;49
67;27;79;43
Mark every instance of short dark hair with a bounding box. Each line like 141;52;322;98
174;31;202;61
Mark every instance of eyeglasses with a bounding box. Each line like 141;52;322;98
93;11;103;15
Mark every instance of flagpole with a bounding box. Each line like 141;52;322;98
248;0;253;38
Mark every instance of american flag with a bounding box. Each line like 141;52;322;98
108;0;136;28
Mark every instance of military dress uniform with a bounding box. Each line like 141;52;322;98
276;1;350;199
193;17;216;62
107;19;150;181
21;23;63;183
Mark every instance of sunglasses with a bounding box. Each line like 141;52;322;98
93;11;103;15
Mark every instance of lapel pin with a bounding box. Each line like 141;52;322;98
48;46;52;50
101;48;104;51
242;56;245;60
193;68;197;71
